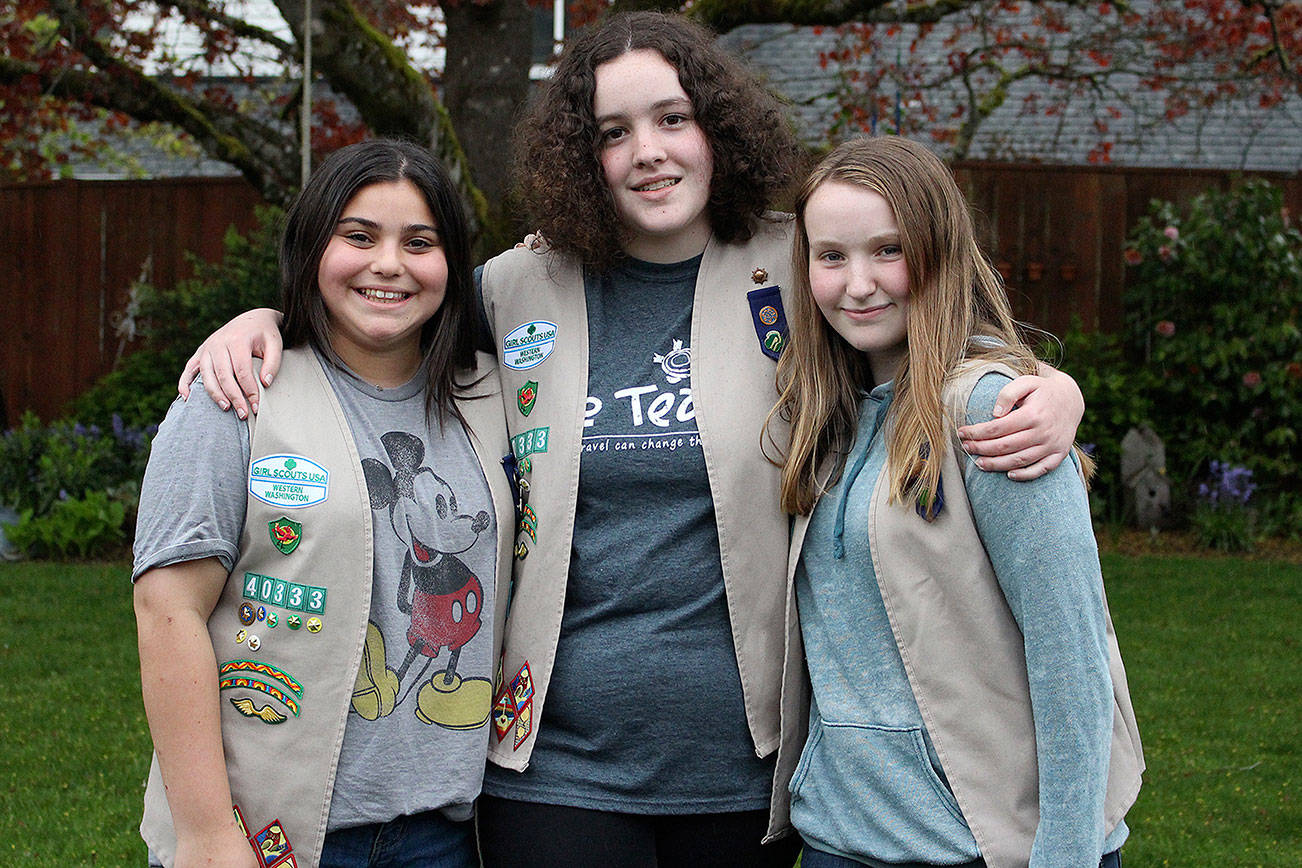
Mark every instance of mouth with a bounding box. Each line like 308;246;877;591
411;531;434;563
633;177;680;193
355;287;410;303
844;304;891;319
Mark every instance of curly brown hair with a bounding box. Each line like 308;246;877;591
512;11;804;269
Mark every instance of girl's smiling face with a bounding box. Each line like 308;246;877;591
317;179;447;385
804;180;911;379
593;49;714;263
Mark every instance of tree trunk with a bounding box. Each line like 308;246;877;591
442;0;535;255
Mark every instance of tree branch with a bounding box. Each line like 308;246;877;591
690;0;1126;33
159;0;297;55
44;0;298;202
270;0;485;232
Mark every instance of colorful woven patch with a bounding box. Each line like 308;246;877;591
220;660;304;696
491;661;534;750
220;675;302;717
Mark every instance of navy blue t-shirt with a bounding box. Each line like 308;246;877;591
481;255;774;812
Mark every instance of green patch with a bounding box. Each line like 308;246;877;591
517;380;538;417
268;517;302;555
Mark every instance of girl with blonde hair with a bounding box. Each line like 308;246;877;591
772;135;1142;868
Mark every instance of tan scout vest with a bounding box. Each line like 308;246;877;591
479;218;800;840
785;362;1144;868
140;347;515;868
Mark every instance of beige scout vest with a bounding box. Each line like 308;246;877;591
141;347;515;868
783;362;1144;868
479;218;801;839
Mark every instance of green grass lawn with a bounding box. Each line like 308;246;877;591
1;555;1299;865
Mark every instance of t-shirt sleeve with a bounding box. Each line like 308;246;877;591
960;372;1113;866
132;382;251;581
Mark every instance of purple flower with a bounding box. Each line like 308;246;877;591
1200;461;1256;506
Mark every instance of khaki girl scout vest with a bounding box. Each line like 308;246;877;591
140;347;515;868
781;362;1144;868
478;217;802;840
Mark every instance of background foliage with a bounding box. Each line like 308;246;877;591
0;209;280;559
1048;178;1301;544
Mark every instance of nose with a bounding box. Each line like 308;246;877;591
369;239;404;276
844;261;876;300
632;126;667;168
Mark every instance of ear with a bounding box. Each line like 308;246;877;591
381;431;426;474
362;457;397;510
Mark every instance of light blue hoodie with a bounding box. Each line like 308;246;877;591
792;373;1128;867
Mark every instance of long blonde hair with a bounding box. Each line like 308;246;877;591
772;136;1050;516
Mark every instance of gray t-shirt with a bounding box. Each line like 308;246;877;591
134;351;497;829
481;255;773;813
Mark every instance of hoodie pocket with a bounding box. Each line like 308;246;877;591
790;719;976;864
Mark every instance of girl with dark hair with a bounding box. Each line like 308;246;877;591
176;13;1085;867
773;136;1141;868
133;139;514;868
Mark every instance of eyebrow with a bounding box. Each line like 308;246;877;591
595;96;693;126
336;216;439;233
810;232;900;246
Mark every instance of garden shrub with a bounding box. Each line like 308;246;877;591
1122;178;1302;513
1043;323;1157;522
6;489;130;559
1188;461;1258;553
0;412;153;559
68;205;284;429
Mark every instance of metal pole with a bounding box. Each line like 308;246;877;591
553;0;564;55
301;0;313;185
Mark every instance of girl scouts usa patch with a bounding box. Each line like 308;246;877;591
502;320;558;370
249;454;329;508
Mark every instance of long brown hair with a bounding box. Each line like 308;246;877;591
512;11;804;270
773;136;1064;516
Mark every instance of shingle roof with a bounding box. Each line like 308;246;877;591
720;14;1302;172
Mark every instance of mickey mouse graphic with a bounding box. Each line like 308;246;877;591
353;431;493;730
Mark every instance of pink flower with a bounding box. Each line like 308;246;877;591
1242;371;1262;387
1164;225;1179;241
1123;248;1143;265
1155;320;1176;337
1158;245;1175;263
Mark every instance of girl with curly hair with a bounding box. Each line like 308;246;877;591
178;12;1086;866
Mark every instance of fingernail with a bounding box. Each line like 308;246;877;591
264;375;274;386
219;400;230;411
251;401;259;415
974;457;985;469
236;408;247;420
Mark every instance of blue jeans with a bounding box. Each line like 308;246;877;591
319;809;477;868
800;846;1122;868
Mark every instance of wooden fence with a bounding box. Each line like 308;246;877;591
1;177;262;427
955;162;1302;337
2;165;1299;428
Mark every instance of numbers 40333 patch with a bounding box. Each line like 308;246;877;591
242;572;327;614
